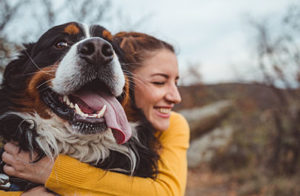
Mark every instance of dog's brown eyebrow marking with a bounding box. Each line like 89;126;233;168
102;30;113;41
64;24;80;35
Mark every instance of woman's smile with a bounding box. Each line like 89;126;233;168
134;49;181;131
154;106;172;118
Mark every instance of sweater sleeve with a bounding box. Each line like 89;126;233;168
0;191;22;195
45;112;190;196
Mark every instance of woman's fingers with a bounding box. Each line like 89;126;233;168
3;142;19;155
1;151;16;166
3;142;38;162
2;143;55;184
2;150;28;178
3;164;16;176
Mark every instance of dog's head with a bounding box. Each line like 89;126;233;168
1;22;131;144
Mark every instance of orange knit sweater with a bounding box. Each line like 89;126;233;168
1;112;190;196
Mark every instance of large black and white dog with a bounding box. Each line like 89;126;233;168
0;22;159;191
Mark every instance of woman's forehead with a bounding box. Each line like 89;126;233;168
138;49;178;76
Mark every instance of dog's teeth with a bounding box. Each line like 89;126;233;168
70;102;74;108
63;95;67;103
80;111;87;117
75;103;80;113
75;104;83;115
97;105;107;118
63;95;72;106
66;97;71;105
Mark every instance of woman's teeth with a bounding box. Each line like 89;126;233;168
62;95;106;118
158;108;171;114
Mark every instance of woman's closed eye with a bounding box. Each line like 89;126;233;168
152;81;165;86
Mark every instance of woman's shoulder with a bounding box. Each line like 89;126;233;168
165;112;190;134
170;112;188;126
160;111;190;147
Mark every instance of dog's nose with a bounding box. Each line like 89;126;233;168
78;38;114;65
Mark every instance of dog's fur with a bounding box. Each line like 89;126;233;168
0;22;159;191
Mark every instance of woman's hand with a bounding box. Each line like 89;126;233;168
1;142;54;184
21;186;56;196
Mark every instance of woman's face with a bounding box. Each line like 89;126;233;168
133;49;181;131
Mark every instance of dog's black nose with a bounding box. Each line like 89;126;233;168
78;38;114;65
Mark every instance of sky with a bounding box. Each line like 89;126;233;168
105;0;297;84
3;0;297;84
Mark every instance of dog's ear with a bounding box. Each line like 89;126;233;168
112;40;138;119
112;41;125;64
2;43;35;90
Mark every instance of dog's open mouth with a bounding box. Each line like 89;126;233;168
40;81;131;144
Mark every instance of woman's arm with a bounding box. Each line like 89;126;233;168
0;186;56;196
0;190;22;195
45;112;189;196
2;112;189;196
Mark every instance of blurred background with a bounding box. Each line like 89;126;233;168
1;0;300;195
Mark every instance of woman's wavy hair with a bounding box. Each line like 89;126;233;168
112;32;175;178
113;32;175;72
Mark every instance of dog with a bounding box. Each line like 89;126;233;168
0;22;159;191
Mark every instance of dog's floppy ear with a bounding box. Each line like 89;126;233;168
113;44;138;122
2;43;35;90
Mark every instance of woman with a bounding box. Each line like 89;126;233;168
1;32;190;196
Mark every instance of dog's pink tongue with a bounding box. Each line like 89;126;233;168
73;91;131;144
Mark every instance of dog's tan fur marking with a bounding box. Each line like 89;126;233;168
64;24;80;35
14;65;57;118
102;30;113;41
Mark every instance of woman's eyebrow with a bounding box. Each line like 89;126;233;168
150;73;169;78
151;73;180;80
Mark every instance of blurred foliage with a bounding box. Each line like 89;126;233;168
0;0;113;39
245;2;300;178
182;82;300;195
183;3;300;195
176;82;281;110
179;61;203;86
0;0;131;70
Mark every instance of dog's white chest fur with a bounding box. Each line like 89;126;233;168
13;112;136;169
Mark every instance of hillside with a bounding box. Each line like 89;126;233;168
179;82;300;195
175;82;284;111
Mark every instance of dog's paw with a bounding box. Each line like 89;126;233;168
0;173;10;190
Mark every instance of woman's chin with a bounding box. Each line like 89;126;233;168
151;118;170;131
147;109;171;131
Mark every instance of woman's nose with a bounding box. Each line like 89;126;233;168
165;85;181;104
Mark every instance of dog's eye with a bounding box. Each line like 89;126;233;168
55;41;69;49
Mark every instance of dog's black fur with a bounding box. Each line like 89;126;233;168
0;22;160;191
